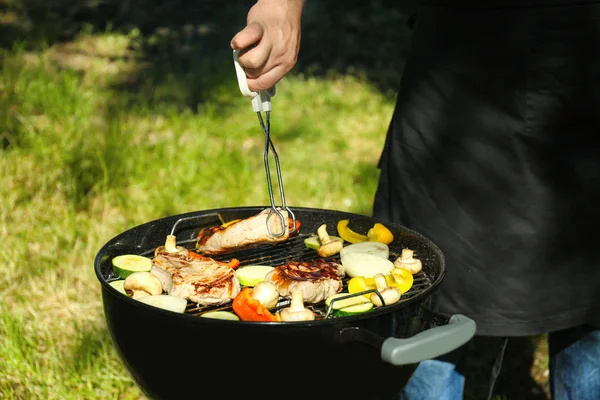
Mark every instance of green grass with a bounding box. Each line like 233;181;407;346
0;25;393;399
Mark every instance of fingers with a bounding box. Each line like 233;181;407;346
238;46;296;91
236;42;272;78
232;22;275;84
231;4;302;92
245;64;287;92
231;23;263;50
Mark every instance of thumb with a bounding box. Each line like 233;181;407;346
231;23;264;50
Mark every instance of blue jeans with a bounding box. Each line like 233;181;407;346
399;325;600;400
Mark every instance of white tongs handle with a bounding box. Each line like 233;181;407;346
233;49;276;112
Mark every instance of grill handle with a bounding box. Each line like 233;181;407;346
339;314;475;366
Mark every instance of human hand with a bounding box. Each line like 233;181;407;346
231;0;304;92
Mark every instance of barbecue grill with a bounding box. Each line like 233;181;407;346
95;206;475;400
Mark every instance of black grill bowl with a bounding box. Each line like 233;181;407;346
95;206;475;400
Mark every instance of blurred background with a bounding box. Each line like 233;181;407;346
0;0;549;398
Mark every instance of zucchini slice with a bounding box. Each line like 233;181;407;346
334;302;374;317
304;234;344;250
112;254;152;279
235;265;275;286
325;292;373;316
137;295;187;313
200;311;240;321
108;279;126;295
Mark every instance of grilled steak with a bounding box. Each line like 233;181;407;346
265;259;345;304
196;208;291;255
152;247;240;306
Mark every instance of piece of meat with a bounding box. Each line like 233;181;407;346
196;208;292;255
265;259;345;304
152;247;240;306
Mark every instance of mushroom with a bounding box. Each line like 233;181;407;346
369;273;401;307
155;234;188;255
278;289;316;322
316;224;344;258
124;271;164;299
251;281;280;309
393;248;422;274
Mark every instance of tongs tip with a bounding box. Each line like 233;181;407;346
266;207;297;238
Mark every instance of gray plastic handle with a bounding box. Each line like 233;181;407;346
381;314;476;365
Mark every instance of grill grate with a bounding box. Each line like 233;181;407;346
180;233;433;319
107;232;433;319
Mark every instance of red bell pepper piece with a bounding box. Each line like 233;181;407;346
289;218;301;232
232;287;280;322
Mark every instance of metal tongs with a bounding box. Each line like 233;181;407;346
233;49;296;237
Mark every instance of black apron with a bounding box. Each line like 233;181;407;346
373;1;600;336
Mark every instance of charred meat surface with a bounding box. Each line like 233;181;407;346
153;247;240;306
196;208;292;255
265;259;345;304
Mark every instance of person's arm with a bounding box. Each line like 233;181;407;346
231;0;305;92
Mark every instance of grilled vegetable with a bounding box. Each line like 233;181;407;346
232;287;280;322
316;224;344;257
337;219;368;243
112;254;152;279
394;248;422;274
251;281;279;309
221;219;242;228
200;311;240;321
348;272;413;297
340;251;394;278
278;289;315;322
160;234;188;255
303;234;343;250
108;280;126;295
370;274;401;307
235;265;275;286
137;295;187;313
367;223;394;244
391;267;414;294
289;218;301;232
337;219;394;245
347;276;375;299
123;271;164;299
334;303;374;317
339;241;389;260
325;292;374;316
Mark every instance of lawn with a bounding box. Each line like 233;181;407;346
0;1;550;399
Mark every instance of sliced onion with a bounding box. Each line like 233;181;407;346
340;241;389;260
341;251;394;278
